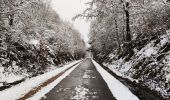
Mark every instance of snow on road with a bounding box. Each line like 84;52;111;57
28;62;81;100
70;85;90;100
0;60;81;100
92;59;139;100
83;70;95;79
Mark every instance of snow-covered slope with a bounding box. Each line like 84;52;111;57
104;31;170;98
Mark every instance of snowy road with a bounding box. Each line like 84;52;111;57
39;58;139;100
42;58;116;100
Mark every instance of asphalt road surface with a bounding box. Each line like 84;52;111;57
42;59;116;100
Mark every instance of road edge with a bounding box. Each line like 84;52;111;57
18;60;83;100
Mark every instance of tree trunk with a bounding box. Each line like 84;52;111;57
114;18;121;53
124;2;131;42
9;14;14;26
122;14;126;42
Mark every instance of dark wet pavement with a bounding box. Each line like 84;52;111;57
42;58;116;100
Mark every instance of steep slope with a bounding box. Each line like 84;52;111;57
104;30;170;98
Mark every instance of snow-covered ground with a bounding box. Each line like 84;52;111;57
0;73;25;84
92;59;139;100
0;62;29;85
0;60;81;100
103;59;138;82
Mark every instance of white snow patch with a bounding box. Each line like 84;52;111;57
29;39;39;46
121;61;132;72
71;85;89;100
164;54;170;68
0;67;4;73
143;47;157;57
5;75;24;83
0;82;3;87
0;60;81;100
0;62;28;84
109;67;123;76
0;72;25;83
108;53;116;59
107;63;137;82
104;59;137;82
160;37;168;47
83;73;91;79
137;42;158;57
92;60;139;100
166;74;170;82
83;70;95;79
27;63;80;100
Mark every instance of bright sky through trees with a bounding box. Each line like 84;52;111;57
51;0;90;46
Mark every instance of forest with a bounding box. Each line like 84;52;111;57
0;0;86;77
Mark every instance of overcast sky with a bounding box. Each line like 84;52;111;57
51;0;90;45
